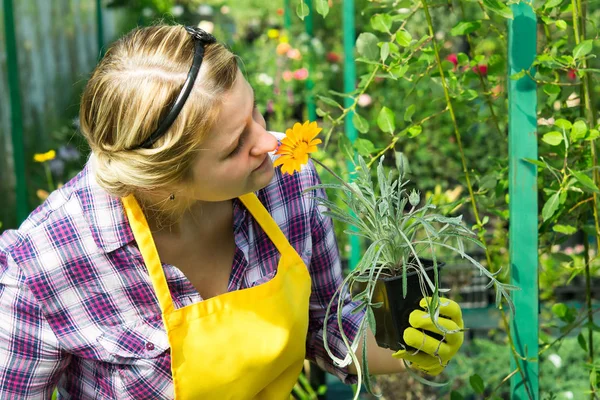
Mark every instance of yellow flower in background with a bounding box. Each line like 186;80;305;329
279;33;289;44
34;150;56;163
274;121;322;175
267;29;280;39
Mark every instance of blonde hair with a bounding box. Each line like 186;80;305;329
79;25;238;205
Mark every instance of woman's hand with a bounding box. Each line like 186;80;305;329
391;297;464;376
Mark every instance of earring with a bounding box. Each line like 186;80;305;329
169;193;175;201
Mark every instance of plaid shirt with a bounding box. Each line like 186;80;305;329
0;155;364;399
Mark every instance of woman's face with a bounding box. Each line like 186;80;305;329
186;70;278;202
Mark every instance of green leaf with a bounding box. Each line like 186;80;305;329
371;14;392;33
571;170;600;193
469;374;485;394
338;135;355;160
380;42;390;62
367;307;377;334
544;0;563;8
317;95;341;108
482;0;514;19
574;40;594;60
296;1;309;19
450;21;481;36
352;112;369;134
552;303;568;319
510;70;526;80
587;129;600;141
591;367;598;389
354;138;376;156
408;125;422;137
314;0;329;17
555;119;572;130
450;391;464;400
523;158;546;168
404;104;416;122
542;192;560;221
356;33;380;61
553;224;577;235
555;20;567;30
396;29;412;47
391;64;409;78
571;120;588;141
395;151;410;176
578;332;588;352
377;107;396;133
542;131;564;146
543;84;561;96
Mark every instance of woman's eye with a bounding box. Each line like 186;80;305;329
228;100;258;157
229;136;245;157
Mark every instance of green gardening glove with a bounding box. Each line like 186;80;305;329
392;297;464;376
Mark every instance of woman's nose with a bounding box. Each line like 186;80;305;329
250;130;278;156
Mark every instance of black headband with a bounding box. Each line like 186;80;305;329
130;26;217;150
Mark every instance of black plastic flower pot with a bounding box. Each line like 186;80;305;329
359;259;445;352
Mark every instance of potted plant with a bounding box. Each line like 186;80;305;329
273;121;516;395
310;154;516;393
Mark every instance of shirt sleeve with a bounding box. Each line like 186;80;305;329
0;247;70;399
302;161;366;384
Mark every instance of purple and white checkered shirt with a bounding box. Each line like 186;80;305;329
0;156;364;399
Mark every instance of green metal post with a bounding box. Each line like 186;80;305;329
96;0;105;60
3;0;28;225
303;0;316;122
343;0;360;270
508;4;539;399
283;0;292;31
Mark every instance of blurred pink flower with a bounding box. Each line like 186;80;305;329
282;70;293;82
357;93;372;107
326;52;341;63
472;65;488;76
287;48;302;61
446;53;458;67
293;68;309;80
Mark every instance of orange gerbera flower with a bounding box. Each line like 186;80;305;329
274;121;322;175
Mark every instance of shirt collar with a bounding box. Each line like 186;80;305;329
81;154;250;252
79;155;135;253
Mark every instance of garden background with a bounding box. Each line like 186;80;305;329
2;0;600;399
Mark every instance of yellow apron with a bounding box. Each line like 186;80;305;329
122;193;312;400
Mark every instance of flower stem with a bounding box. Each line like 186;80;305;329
571;2;597;397
419;0;492;270
44;163;55;192
311;157;359;196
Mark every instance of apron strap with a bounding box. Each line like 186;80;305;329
122;195;175;315
238;193;296;256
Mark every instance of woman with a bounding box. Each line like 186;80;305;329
0;25;463;399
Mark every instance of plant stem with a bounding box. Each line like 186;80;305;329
419;0;534;397
366;107;449;168
584;235;596;398
572;0;600;255
323;66;380;148
499;306;535;400
458;1;503;139
572;3;598;397
419;0;491;271
44;163;55;192
488;368;520;398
